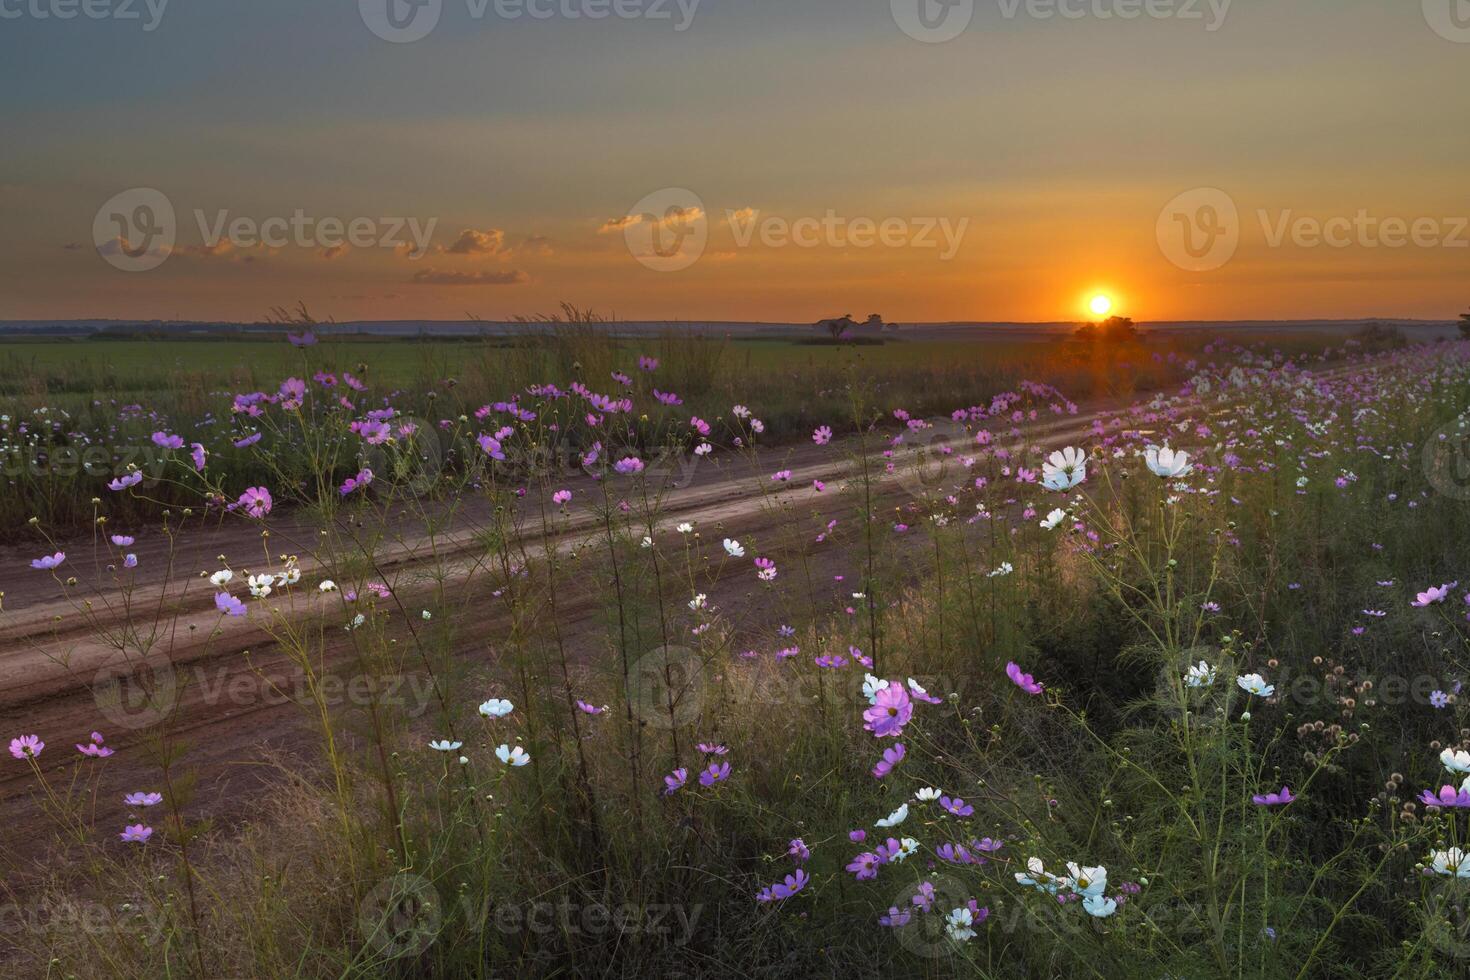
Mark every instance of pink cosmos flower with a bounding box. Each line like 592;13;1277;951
237;486;273;518
1006;661;1043;695
215;592;247;617
1250;786;1295;806
124;792;163;807
109;471;144;491
756;869;808;903
699;761;731;786
9;734;44;759
614;457;645;476
575;700;604;715
552;489;572;505
872;742;906;778
847;852;879;881
110;535;135;547
813;425;832;445
788;839;810;863
119;824;153;844
877;907;912;927
76;731;114;758
662;768;688;795
30;551;65;570
1413;584;1452;607
863;684;913;738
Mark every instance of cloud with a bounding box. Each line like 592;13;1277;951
408;268;529;286
726;207;756;224
598;215;641;234
517;234;554;256
438;228;507;256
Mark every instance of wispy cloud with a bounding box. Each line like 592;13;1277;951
408;268;529;286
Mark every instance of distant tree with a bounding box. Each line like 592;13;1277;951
1074;316;1138;343
816;314;857;341
863;314;885;330
1459;308;1470;340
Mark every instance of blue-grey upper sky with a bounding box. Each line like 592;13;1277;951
2;0;1467;321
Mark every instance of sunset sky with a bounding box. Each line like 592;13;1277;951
2;0;1467;323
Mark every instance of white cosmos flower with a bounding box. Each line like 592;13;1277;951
723;538;745;557
862;673;889;704
209;569;234;587
1433;848;1470;877
479;698;514;718
1145;445;1193;478
247;574;273;598
876;803;909;828
276;565;301;586
1040;508;1067;530
1185;661;1216;688
987;562;1014;578
944;907;977;941
1082;895;1118;918
915;787;942;801
428;739;462;752
677;522;694;534
496;744;531;767
688;593;707;610
640;536;653;549
1236;673;1274;697
318;579;337;592
1442;749;1470;774
1015;857;1061;894
1042;447;1087;491
421;610;432;620
892;837;919;862
1064;862;1108;898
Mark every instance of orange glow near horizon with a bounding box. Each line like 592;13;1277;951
1088;294;1113;318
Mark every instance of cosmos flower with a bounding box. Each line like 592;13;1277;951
479;698;514;718
1040;508;1066;530
110;535;135;547
939;795;974;817
1432;848;1470;877
877;907;911;927
429;739;463;752
1006;661;1043;695
788;839;810;863
76;732;113;758
756;869;808;903
237;486;273;518
1145;445;1193;478
663;768;688;795
210;570;234;587
552;489;572;505
1185;661;1216;688
9;735;44;759
1082;895;1118;918
699;761;731;786
872;742;906;778
214;592;247;617
614;457;645;475
109;471;144;491
1420;784;1470;808
945;907;977;941
1250;786;1295;806
847;852;880;881
697;742;728;755
496;744;531;766
1413;584;1452;607
813;425;832;445
575;700;605;715
1236;673;1275;697
863;684;913;738
124;792;163;807
30;551;65;570
723;538;744;557
318;580;337;593
1041;447;1087;491
1443;749;1470;774
119;825;153;844
875;803;909;828
915;787;941;802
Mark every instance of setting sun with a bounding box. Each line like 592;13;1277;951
1088;294;1113;317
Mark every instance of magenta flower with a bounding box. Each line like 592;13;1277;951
697;742;729;755
552;489;572;505
477;433;506;460
846;852;880;880
940;795;974;817
76;731;114;758
638;355;658;372
1420;785;1470;808
771;469;792;482
1414;584;1452;607
214;592;247;617
9;734;44;759
877;906;912;927
788;838;810;863
236;486;273;518
30;551;65;571
233;432;263;449
339;468;374;496
575;700;604;715
151;431;184;450
614;456;645;476
287;330;316;347
849;829;867;843
119;824;153;844
1250;786;1296;806
110;535;135;547
756;869;808;903
863;683;913;739
124;792;163;807
109;471;144;491
872;742;906;778
699;761;731;786
813;425;832;445
1006;661;1044;695
662;768;688;795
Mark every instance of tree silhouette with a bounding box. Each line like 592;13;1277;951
1459;308;1470;340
